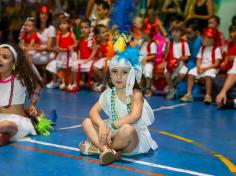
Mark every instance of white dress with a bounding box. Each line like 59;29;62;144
99;88;158;155
0;75;36;141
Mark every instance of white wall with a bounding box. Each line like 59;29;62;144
217;0;236;39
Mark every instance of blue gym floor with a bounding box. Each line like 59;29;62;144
0;88;236;176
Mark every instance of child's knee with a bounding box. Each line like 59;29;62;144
120;124;137;138
82;118;92;128
0;121;18;133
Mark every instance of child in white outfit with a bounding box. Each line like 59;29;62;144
79;46;157;165
180;28;222;104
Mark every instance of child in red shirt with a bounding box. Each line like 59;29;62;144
20;17;40;48
72;19;97;88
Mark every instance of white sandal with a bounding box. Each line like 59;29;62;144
79;141;100;155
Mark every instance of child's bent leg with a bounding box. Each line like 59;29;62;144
81;118;106;152
165;71;173;88
204;76;213;104
205;76;212;96
110;124;138;153
0;120;18;145
187;75;195;95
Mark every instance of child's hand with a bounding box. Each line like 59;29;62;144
106;128;113;146
27;104;38;116
141;58;147;64
98;122;108;145
68;46;74;51
84;59;91;64
216;91;227;107
199;67;208;73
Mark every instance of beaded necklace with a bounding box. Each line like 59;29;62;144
111;87;131;122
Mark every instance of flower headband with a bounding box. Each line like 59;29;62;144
109;47;142;96
0;44;17;62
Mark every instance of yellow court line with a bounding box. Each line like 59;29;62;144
150;129;236;175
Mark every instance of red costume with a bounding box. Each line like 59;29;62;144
21;32;40;45
79;38;93;59
58;31;76;51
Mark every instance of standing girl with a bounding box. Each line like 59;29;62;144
56;16;77;91
80;46;157;165
0;44;41;145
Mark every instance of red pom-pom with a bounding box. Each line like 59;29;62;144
41;6;49;13
203;28;217;39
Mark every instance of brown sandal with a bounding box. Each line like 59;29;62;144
99;149;121;165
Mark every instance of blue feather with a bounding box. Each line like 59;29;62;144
109;0;137;34
117;46;140;68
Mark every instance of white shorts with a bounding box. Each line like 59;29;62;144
46;60;57;74
164;61;188;80
93;58;106;69
32;51;56;65
0;114;36;141
227;68;236;75
142;62;153;78
72;59;95;73
188;67;218;79
56;51;78;69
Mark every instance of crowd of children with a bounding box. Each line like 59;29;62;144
10;1;235;106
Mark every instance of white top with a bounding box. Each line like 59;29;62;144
37;25;56;47
162;41;191;59
99;88;158;155
197;46;222;67
0;75;26;107
227;56;236;75
138;40;157;61
173;41;191;59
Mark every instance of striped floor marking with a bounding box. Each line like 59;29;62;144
19;138;213;176
152;129;236;175
11;143;163;176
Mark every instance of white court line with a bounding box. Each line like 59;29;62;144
19;138;213;176
20;137;80;152
153;103;188;112
57;124;82;130
57;104;188;131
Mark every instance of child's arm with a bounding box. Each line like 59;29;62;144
68;33;77;51
157;20;168;39
200;59;220;73
141;54;155;64
55;33;66;52
84;40;98;63
200;47;221;72
181;42;191;62
112;90;143;129
196;57;202;73
27;84;41;116
89;101;109;145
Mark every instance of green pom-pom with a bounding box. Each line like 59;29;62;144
34;113;54;136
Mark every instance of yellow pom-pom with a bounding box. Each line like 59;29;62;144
114;36;126;52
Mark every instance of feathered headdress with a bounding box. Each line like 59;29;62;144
109;0;136;35
108;0;141;96
108;0;136;53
